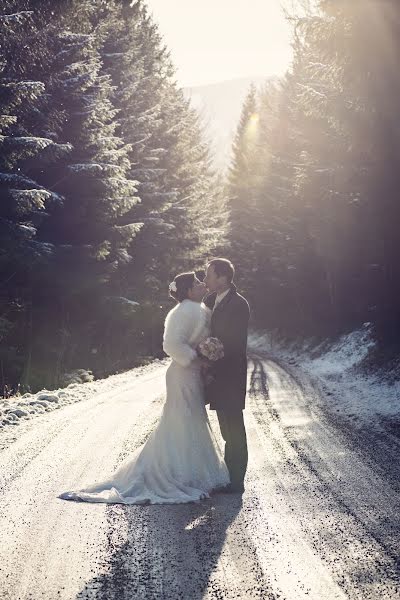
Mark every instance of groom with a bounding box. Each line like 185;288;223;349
203;258;250;493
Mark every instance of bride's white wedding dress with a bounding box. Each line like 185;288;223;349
57;299;230;504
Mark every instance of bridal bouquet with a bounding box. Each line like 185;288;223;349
197;337;224;387
197;337;224;362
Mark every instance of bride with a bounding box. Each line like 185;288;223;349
57;272;230;504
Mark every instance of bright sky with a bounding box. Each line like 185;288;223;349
144;0;293;87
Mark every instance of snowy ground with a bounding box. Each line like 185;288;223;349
0;359;168;431
1;352;399;599
1;329;399;599
3;324;399;438
248;324;400;434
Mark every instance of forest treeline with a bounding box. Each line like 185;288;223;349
228;0;400;362
0;0;226;393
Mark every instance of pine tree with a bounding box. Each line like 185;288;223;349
0;5;72;392
99;1;227;303
0;0;230;391
31;2;144;385
227;84;262;298
230;0;400;343
288;0;400;334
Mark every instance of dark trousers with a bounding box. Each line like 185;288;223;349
216;408;248;486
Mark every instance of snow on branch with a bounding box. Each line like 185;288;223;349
0;172;39;188
16;223;36;237
0;11;33;25
0;135;54;150
28;240;55;257
113;222;144;240
4;81;45;92
114;249;133;264
9;189;50;211
68;163;125;176
102;178;140;195
1;174;64;203
141;218;176;231
296;83;327;100
38;142;73;161
103;53;125;58
9;188;63;211
58;31;93;46
0;115;17;131
104;296;140;310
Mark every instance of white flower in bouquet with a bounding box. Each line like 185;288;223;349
197;337;224;361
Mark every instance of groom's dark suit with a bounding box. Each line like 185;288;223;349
203;283;250;488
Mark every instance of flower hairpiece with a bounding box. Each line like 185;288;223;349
169;281;177;293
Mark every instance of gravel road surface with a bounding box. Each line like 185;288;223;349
1;358;399;599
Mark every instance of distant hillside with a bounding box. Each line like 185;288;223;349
184;76;278;171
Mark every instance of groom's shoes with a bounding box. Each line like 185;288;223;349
220;482;245;494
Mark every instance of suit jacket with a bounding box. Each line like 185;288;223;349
203;283;250;411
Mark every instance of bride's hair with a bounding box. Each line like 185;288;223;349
169;272;196;303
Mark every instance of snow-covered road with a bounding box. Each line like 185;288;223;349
0;358;399;599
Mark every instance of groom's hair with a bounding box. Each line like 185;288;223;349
170;271;196;303
207;258;235;283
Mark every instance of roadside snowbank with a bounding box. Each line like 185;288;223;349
3;324;399;435
248;324;400;429
0;359;168;430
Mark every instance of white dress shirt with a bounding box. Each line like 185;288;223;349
213;288;230;312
